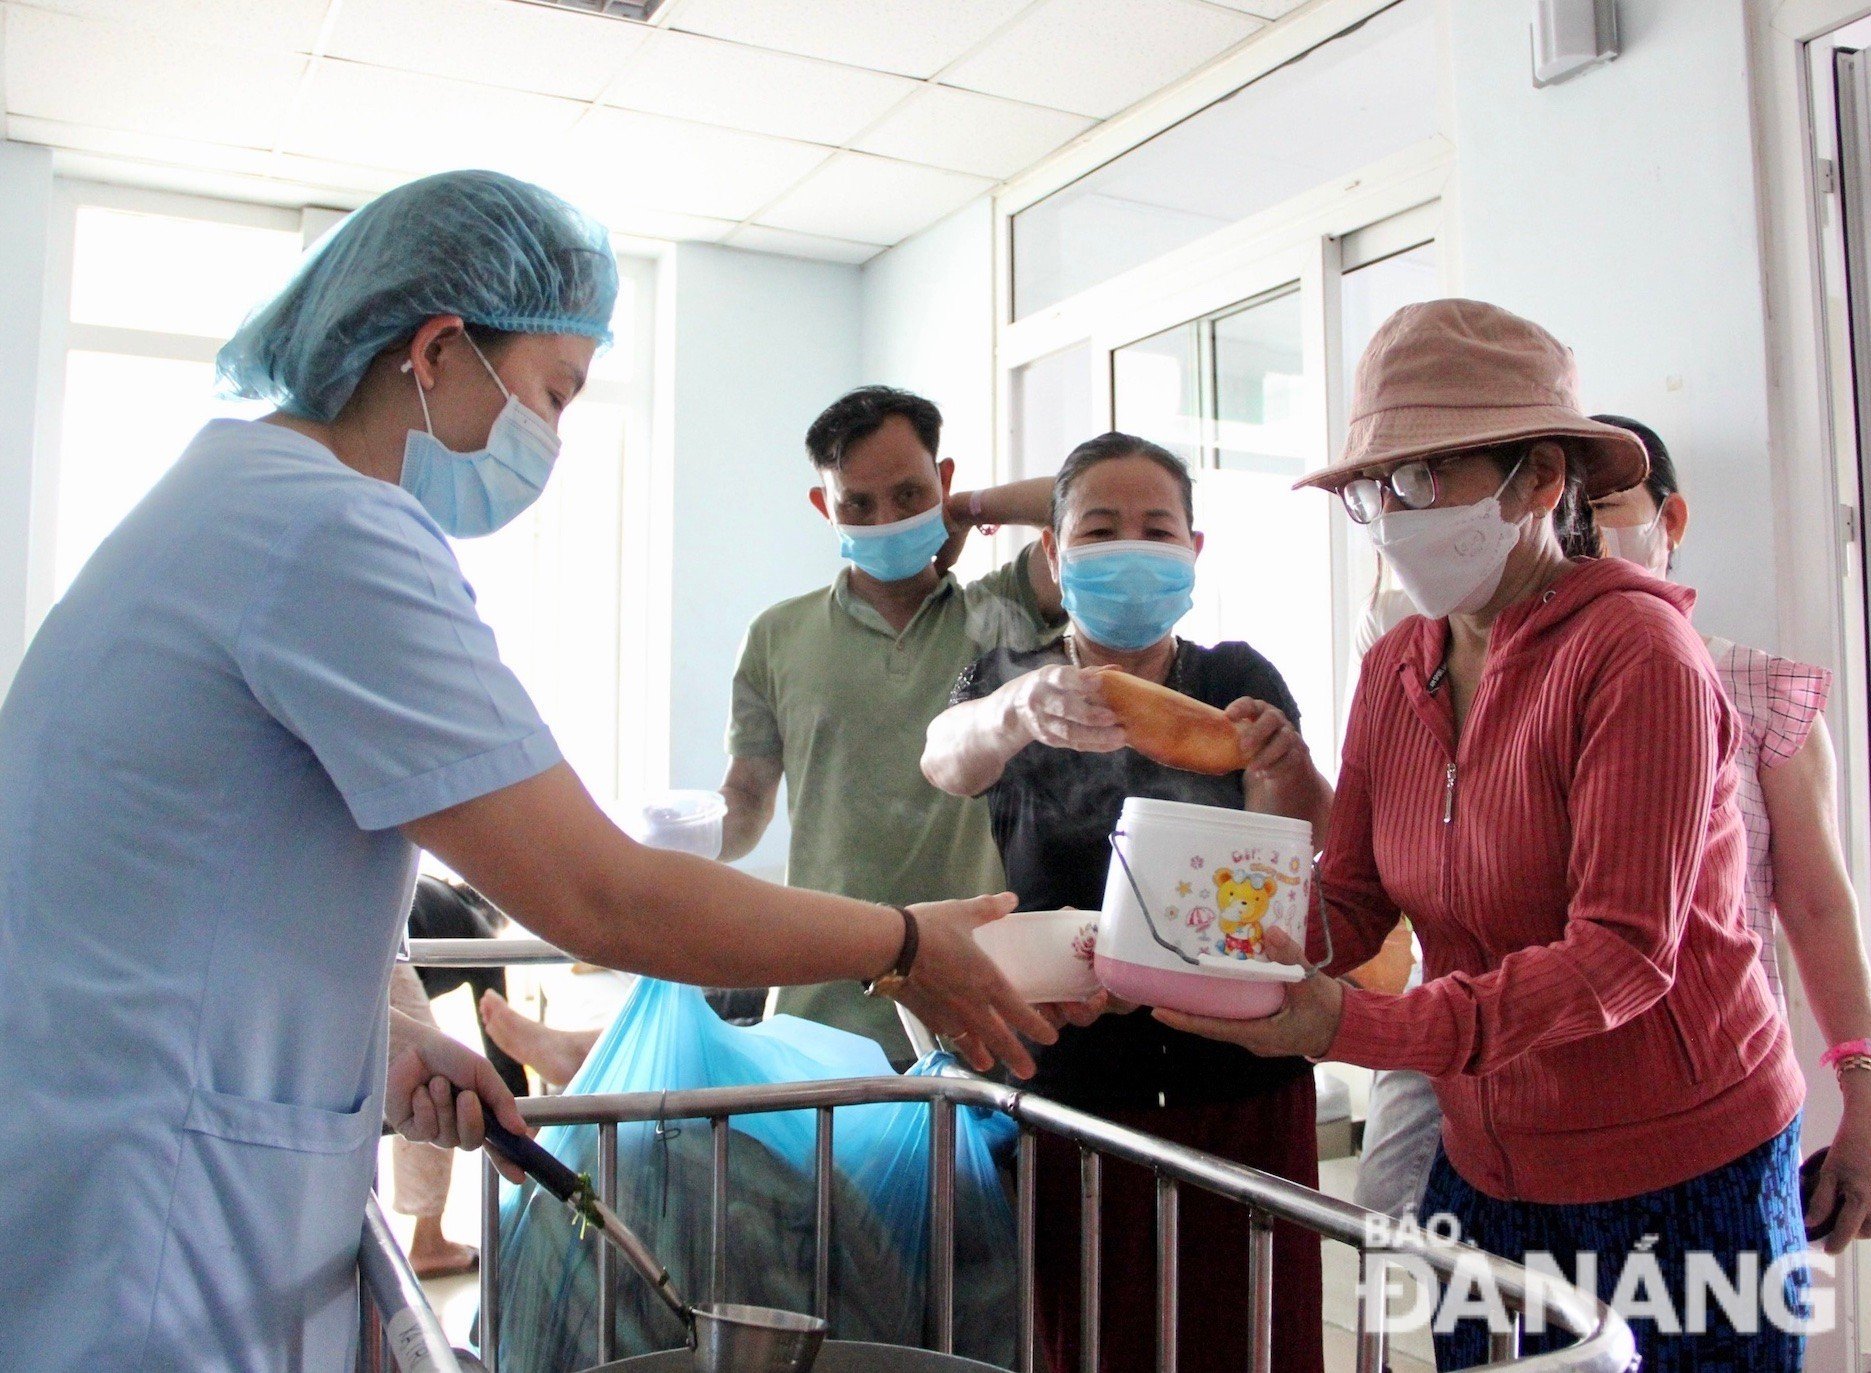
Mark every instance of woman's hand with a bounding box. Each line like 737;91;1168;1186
1809;1081;1871;1254
1151;927;1344;1059
896;893;1060;1078
385;1016;532;1184
1227;697;1333;848
1226;698;1310;780
1010;665;1126;753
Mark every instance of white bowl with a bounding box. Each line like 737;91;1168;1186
972;909;1101;1003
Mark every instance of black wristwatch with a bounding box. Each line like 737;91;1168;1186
862;906;920;999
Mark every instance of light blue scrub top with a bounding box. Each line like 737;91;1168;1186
0;420;560;1371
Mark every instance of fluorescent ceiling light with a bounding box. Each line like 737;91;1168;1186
505;0;668;22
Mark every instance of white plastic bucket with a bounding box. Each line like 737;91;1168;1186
1095;797;1314;1019
627;790;728;859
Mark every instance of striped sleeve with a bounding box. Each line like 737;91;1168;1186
1328;643;1728;1077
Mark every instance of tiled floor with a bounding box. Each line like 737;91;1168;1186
391;989;1437;1371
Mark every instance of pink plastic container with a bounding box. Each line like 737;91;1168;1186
1096;797;1312;1020
1093;951;1299;1019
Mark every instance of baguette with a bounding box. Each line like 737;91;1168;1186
1091;667;1244;775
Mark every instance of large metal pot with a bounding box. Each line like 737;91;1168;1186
581;1343;1005;1372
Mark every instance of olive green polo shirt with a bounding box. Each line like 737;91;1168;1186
727;547;1056;1061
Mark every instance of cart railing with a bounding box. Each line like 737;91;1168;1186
359;1191;477;1373
476;1077;1634;1373
408;935;1634;1372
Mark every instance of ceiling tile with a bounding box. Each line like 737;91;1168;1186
668;0;1033;79
585;203;738;244
1201;0;1310;16
943;0;1262;119
604;30;918;146
853;85;1094;180
323;0;652;103
756;152;991;246
724;224;883;265
551;107;834;222
43;144;376;214
264;154;416;200
281;60;587;174
3;113;277;176
3;6;307;150
7;0;329;52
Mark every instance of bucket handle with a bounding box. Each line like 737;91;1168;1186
1107;831;1200;967
1109;830;1337;975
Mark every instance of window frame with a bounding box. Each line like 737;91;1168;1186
996;182;1448;753
33;178;663;807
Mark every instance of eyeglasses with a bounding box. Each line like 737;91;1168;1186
1339;446;1523;525
1340;459;1442;525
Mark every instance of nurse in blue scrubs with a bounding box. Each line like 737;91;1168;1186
0;169;1054;1372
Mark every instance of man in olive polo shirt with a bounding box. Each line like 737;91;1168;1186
720;386;1063;1063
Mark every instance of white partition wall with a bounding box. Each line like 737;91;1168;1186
0;140;55;695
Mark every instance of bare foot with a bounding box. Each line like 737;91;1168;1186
408;1216;478;1279
479;989;600;1088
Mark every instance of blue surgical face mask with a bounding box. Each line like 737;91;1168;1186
400;337;561;538
835;502;949;582
1060;540;1197;651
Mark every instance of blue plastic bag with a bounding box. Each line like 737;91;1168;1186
488;981;1018;1371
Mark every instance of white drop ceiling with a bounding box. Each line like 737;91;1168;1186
0;0;1313;264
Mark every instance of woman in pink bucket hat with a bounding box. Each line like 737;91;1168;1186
1163;299;1811;1370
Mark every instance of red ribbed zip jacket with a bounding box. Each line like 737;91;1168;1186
1314;557;1803;1203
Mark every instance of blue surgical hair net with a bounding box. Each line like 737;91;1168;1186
217;169;618;422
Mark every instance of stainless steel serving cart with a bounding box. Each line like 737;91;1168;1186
360;936;1637;1373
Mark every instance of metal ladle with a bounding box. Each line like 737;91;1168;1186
484;1119;829;1373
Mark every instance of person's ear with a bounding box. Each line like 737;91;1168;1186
1191;530;1205;558
404;315;466;390
1040;527;1061;583
808;485;831;523
938;457;955;495
1516;440;1567;515
1659;491;1689;550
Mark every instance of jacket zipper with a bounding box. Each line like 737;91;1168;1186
1437;675;1517;1199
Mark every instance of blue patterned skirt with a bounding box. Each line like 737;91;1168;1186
1420;1116;1810;1371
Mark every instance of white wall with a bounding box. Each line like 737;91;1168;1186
1447;0;1777;648
0;142;56;691
662;242;857;877
860;197;998;492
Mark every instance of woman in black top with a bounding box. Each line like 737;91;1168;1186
923;433;1331;1373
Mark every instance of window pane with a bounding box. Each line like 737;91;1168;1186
1339;240;1440;403
1185;470;1336;776
1213;287;1306;475
54;352;268;594
1012;342;1099;478
1112;322;1201;467
585;269;639;387
69;207;303;339
1012;0;1438;317
450;400;630;810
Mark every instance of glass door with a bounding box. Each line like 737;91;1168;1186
1113;281;1335;761
1106;235;1442;767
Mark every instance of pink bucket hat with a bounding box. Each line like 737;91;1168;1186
1296;298;1648;499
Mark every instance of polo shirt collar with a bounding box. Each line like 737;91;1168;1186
831;566;960;636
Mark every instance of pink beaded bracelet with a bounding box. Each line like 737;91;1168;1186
1821;1037;1871;1070
968;489;998;535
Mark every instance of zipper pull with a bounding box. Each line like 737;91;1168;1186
1443;762;1456;824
